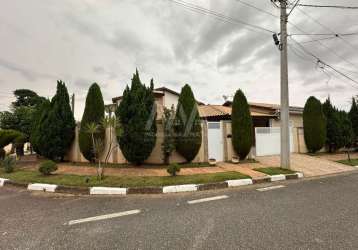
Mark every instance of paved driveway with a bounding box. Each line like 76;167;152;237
257;153;356;177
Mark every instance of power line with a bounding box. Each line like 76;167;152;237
294;5;358;54
289;32;358;36
290;37;358;86
235;0;279;18
288;0;301;16
300;36;339;44
298;4;358;10
166;0;275;34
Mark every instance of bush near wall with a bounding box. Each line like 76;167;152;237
174;84;202;162
231;89;253;160
79;83;105;162
303;96;326;153
116;70;157;165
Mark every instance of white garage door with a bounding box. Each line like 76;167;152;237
255;127;293;156
207;122;224;161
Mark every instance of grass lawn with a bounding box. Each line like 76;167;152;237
253;167;296;175
337;159;358;166
0;169;250;188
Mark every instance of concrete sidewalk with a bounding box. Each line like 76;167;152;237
257;153;356;177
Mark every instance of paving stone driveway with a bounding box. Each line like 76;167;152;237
257;153;356;177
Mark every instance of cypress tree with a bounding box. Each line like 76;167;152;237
37;81;76;160
79;83;105;162
303;96;326;153
174;84;202;162
30;100;51;155
348;97;358;142
231;89;253;160
116;70;157;164
322;98;342;152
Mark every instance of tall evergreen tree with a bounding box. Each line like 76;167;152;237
37;81;76;160
174;84;202;162
30;99;51;154
79;83;105;162
322;98;342;152
116;70;157;164
303;96;326;153
231;89;253;160
349;97;358;142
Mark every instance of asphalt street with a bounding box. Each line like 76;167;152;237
1;172;358;250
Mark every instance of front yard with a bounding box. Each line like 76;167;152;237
0;169;250;188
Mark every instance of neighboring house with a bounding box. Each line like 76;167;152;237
67;86;307;164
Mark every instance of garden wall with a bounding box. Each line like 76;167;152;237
65;121;208;164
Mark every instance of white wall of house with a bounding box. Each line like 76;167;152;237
163;91;179;109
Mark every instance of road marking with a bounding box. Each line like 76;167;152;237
67;209;141;226
256;185;285;192
187;195;229;204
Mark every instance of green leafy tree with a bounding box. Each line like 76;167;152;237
322;98;342;152
12;89;46;108
116;70;157;164
174;84;202;162
0;89;45;143
348;97;358;144
79;83;105;162
303;96;326;153
162;106;176;164
231;89;253;160
37;81;76;160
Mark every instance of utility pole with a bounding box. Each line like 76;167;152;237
280;0;290;169
273;0;290;168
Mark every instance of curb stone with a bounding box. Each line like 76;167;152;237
0;172;304;195
198;182;228;191
28;183;57;193
0;178;9;187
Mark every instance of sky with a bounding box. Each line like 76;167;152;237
1;0;358;120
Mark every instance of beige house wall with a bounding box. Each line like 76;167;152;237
66;121;207;164
221;118;308;161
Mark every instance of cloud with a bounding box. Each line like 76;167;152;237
1;0;358;119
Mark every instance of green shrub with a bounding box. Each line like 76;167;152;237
1;156;16;173
38;160;58;175
174;84;202;162
79;83;105;162
231;89;253;160
116;71;157;165
323;98;342;152
303;96;326;153
349;98;358;143
167;163;181;177
36;81;76;161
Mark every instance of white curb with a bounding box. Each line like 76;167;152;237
163;184;198;193
296;172;304;178
90;187;127;195
0;178;9;187
28;183;57;193
270;174;286;182
226;179;253;187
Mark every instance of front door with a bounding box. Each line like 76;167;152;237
207;122;224;161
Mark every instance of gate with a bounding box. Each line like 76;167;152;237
255;127;293;156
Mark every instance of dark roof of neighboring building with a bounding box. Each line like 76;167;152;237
112;86;205;105
223;101;303;114
198;105;276;119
